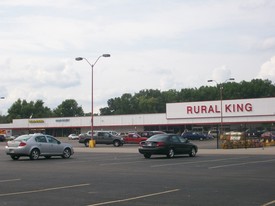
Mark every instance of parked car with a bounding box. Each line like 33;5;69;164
138;134;198;159
208;130;219;138
5;136;16;141
68;134;79;140
181;132;212;141
245;129;265;138
124;133;147;144
261;131;275;141
0;134;6;142
5;133;74;160
79;131;124;147
87;130;119;136
139;131;166;138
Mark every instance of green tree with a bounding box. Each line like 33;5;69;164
53;99;84;117
33;100;52;118
7;99;53;121
99;79;275;115
0;115;8;123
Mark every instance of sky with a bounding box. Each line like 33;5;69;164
1;0;275;115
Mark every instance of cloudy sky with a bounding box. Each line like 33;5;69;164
1;0;275;115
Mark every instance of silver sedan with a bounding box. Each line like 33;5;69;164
5;134;74;160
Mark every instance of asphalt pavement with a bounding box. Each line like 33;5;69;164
67;138;275;156
1;139;275;206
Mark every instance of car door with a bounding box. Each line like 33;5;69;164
95;132;104;144
102;132;113;144
169;135;183;154
34;135;50;155
179;136;193;154
46;135;61;154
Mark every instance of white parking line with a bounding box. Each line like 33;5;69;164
151;157;250;168
0;183;90;197
87;189;180;206
100;160;145;166
209;159;275;169
262;199;275;206
0;179;21;183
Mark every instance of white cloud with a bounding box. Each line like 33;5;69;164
211;66;232;83
257;56;275;81
0;0;275;115
259;37;275;50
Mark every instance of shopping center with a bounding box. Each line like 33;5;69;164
0;97;275;137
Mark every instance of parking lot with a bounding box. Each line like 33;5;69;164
1;139;275;206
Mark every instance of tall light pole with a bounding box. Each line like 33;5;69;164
75;54;111;140
207;78;234;149
0;97;5;116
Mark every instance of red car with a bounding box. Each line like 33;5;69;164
261;131;275;141
124;133;147;144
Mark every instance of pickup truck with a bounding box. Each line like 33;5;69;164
78;131;124;147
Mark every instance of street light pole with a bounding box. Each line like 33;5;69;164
207;78;234;149
0;97;5;116
75;54;111;141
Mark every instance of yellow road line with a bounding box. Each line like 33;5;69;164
88;189;180;206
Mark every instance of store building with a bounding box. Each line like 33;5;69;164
1;97;275;137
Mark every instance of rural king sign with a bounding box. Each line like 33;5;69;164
166;97;275;119
186;103;253;114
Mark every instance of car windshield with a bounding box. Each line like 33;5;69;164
14;134;31;141
179;136;188;143
147;134;168;141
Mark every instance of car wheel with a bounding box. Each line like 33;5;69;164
11;155;20;160
62;148;71;159
189;147;197;157
113;140;120;147
167;148;175;158
144;153;151;159
30;149;40;160
84;140;89;147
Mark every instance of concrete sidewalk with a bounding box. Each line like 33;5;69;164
74;145;275;155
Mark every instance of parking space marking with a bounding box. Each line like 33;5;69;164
100;160;145;166
151;157;250;168
262;199;275;206
87;189;180;206
0;183;90;197
209;159;275;169
0;179;21;183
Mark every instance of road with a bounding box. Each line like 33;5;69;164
0;139;275;206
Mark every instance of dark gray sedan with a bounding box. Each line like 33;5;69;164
5;134;74;160
138;134;198;159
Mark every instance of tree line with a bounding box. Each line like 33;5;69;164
99;79;275;115
1;79;275;123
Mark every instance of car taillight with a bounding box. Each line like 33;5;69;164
156;142;165;147
19;142;27;147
